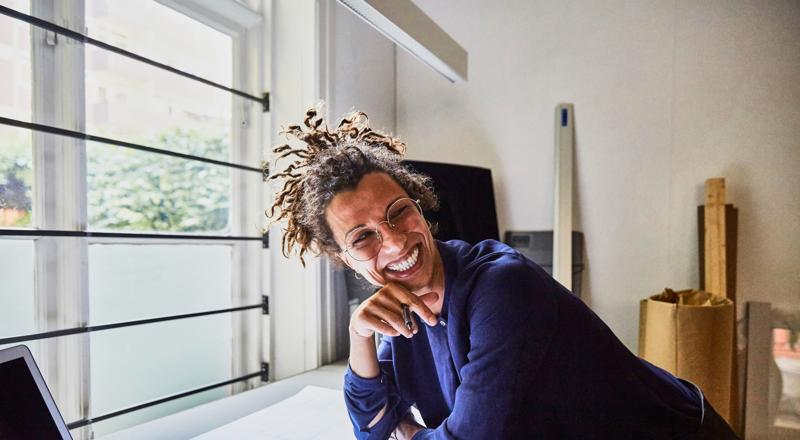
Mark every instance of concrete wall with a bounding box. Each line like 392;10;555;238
395;0;800;350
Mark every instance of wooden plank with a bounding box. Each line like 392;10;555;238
698;204;738;299
700;179;740;426
704;178;727;298
744;302;771;440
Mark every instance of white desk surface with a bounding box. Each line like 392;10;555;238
100;362;347;440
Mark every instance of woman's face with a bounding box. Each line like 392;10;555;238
325;172;441;294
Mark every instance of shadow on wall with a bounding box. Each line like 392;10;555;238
571;111;592;308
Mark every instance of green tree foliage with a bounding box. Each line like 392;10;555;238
88;129;230;232
0;129;230;232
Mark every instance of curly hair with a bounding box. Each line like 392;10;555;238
266;108;439;266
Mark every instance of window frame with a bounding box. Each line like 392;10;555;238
19;0;269;437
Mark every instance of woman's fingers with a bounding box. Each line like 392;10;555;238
363;312;399;337
350;282;438;341
374;295;420;337
369;304;414;338
372;293;404;315
379;283;438;326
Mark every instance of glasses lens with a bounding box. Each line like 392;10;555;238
344;199;422;262
345;228;381;261
388;198;421;229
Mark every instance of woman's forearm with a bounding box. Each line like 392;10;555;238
348;330;387;428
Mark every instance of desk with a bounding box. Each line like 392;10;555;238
100;362;347;440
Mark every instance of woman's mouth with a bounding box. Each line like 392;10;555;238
385;244;422;276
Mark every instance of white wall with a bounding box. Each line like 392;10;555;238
330;2;396;133
395;0;800;350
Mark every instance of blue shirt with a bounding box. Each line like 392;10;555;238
344;239;703;439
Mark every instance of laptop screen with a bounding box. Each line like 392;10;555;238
0;354;69;439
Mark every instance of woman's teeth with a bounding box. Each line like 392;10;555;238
387;246;419;272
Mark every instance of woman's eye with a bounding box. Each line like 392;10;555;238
391;206;408;219
352;231;374;245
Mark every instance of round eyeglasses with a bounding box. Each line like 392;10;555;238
342;198;425;262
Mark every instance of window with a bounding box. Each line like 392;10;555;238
0;0;268;437
0;0;32;228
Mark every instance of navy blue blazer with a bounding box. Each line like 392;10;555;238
344;239;703;439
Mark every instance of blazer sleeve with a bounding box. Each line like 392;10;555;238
412;256;559;439
344;336;414;440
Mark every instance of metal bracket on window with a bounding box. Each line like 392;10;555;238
45;30;57;46
262;92;270;113
260;362;270;382
260;160;269;182
261;295;269;315
261;229;269;249
240;102;250;128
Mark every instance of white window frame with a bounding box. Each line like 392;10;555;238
23;0;269;438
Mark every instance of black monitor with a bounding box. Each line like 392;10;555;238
405;160;499;243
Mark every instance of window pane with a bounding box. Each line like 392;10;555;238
88;243;236;435
0;239;35;338
0;0;33;227
90;313;241;436
85;0;233;160
86;142;232;233
85;0;233;87
88;244;232;323
84;1;235;233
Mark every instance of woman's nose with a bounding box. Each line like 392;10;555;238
378;222;406;254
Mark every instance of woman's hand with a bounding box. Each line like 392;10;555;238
349;282;439;340
394;410;426;440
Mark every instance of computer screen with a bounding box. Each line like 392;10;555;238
0;347;72;440
405;160;499;243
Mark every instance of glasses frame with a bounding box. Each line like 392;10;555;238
341;197;425;262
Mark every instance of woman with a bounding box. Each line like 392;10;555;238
267;108;738;439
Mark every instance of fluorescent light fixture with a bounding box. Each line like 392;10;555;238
337;0;468;82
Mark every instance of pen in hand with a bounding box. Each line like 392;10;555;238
402;304;413;331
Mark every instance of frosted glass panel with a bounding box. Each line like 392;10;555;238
0;239;35;338
89;244;232;324
90;313;241;436
88;243;234;435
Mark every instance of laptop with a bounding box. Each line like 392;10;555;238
0;345;73;440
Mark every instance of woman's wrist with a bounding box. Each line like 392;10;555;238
394;412;425;440
349;325;374;340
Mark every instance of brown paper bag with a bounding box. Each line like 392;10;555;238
638;288;734;422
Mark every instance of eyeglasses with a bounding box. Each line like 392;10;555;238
342;198;425;262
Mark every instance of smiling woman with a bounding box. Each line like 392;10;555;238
266;108;438;266
267;108;740;440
